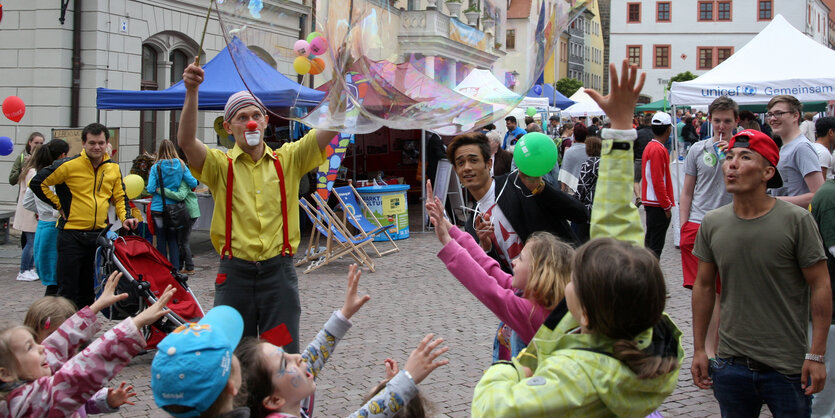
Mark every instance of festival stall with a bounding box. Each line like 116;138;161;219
670;15;835;107
96;37;325;111
667;14;835;244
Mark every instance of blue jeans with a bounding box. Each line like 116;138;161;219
710;356;811;417
20;231;34;272
152;214;180;271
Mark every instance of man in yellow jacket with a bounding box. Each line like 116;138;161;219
30;123;138;309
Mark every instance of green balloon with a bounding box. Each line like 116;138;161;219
526;106;537;117
513;132;557;177
307;32;323;43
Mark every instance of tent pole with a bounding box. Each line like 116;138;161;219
421;129;427;232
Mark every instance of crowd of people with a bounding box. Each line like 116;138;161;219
0;57;832;418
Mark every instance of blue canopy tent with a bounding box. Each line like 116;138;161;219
525;83;575;109
96;37;325;110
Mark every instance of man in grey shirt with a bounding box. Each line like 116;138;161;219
558;123;588;194
766;95;823;207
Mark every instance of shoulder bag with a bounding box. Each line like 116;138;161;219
157;164;189;231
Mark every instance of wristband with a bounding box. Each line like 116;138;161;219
805;353;825;363
601;128;638;141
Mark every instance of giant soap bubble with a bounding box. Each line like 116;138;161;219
215;0;589;134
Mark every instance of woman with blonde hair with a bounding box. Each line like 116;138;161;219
146;139;198;270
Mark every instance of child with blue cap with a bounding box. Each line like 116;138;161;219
151;305;246;417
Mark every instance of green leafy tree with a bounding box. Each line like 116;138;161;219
667;71;698;90
556;78;583;97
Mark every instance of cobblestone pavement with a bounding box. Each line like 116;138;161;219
0;215;725;417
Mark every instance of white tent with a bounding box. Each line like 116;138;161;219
564;101;605;117
455;69;525;104
670;14;835;105
568;87;594;103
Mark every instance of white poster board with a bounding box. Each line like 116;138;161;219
430;159;465;225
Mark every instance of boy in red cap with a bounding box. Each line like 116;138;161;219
691;129;831;417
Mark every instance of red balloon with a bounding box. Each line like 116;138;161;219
2;96;25;123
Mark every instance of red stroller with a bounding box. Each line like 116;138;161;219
95;232;204;349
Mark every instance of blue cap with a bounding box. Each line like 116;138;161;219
151;306;244;417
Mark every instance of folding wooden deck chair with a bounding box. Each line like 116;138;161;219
296;197;376;274
332;184;400;257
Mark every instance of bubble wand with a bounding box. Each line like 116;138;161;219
194;0;215;66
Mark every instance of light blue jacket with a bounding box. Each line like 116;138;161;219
146;159;198;211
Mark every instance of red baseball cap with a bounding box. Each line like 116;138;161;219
728;129;783;188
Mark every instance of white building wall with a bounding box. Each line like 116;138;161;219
609;0;816;102
0;0;305;206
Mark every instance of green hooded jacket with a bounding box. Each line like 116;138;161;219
473;302;684;417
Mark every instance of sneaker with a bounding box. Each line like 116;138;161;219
26;269;39;281
180;269;195;275
16;271;37;282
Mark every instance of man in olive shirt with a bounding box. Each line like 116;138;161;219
691;129;831;416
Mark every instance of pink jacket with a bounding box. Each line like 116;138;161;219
1;307;145;417
437;227;549;343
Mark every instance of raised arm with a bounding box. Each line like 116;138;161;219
177;62;208;172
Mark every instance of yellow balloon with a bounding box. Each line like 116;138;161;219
294;56;311;75
124;174;145;199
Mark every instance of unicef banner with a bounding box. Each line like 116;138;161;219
671;79;835;105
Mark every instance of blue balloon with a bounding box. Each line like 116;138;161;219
0;137;13;156
533;84;543;95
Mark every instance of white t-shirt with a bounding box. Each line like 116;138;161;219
476;181;523;268
811;142;831;171
771;135;821;197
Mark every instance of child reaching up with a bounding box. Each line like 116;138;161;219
363;359;433;418
23;295;139;414
425;183;573;361
236;264;449;418
0;271;176;417
471;60;683;416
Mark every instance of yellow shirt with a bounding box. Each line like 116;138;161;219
192;131;326;261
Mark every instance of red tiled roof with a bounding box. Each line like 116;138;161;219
508;0;532;19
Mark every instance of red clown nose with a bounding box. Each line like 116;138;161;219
246;121;258;131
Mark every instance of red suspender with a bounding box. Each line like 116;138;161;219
222;152;293;260
222;157;235;259
272;153;293;257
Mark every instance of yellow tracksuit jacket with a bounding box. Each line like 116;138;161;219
29;150;132;230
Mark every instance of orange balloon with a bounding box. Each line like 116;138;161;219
309;58;325;75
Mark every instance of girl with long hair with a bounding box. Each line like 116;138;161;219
22;140;70;294
146;139;198;270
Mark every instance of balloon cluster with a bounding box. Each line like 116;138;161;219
293;32;328;75
0;95;26;156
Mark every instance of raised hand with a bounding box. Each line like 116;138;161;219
404;333;450;385
341;264;371;320
133;285;176;328
106;381;137;408
384;358;400;380
585;59;646;130
182;63;205;91
474;212;494;252
90;272;129;314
